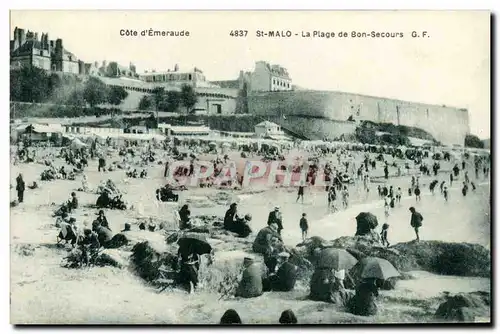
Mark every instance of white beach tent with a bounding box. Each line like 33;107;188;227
70;138;88;149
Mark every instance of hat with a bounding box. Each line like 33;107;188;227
382;223;389;229
121;223;131;232
409;207;415;212
69;217;76;223
97;210;104;215
278;252;290;258
334;269;345;280
244;214;252;221
274;206;280;210
279;310;298;324
269;223;278;231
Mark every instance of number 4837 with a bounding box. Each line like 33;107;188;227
229;30;248;37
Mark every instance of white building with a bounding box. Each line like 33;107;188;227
157;123;212;137
248;61;292;92
254;121;288;140
138;65;219;88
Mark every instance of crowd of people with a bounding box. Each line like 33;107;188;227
11;134;491;323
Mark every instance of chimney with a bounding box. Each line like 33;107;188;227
34;32;39;41
19;28;26;46
55;38;63;50
13;27;19;50
174;64;179;72
45;33;50;52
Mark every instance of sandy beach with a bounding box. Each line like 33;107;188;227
9;147;491;324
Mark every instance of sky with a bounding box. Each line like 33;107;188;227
10;10;491;138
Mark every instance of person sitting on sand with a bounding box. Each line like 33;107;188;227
69;192;78;210
95;210;110;230
265;252;298;292
232;214;253;238
330;269;352;307
252;223;283;256
223;203;239;231
79;228;101;267
220;309;242;324
235;257;266;299
279;310;298;324
57;217;79;246
94;224;113;248
140;169;147;178
309;267;336;302
81;174;90;192
348;278;379;316
59;166;67;179
178;204;192;230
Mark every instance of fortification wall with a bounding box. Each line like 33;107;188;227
265;115;357;141
248;91;470;146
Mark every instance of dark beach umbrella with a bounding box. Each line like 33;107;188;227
356;212;378;230
350;257;400;281
316;248;358;271
177;233;212;255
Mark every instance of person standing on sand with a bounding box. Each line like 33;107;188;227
380;223;390;247
443;186;449;202
462;182;468;197
299;213;308;241
267;207;283;235
396;187;402;204
384;197;390;220
409;207;423;241
164;159;170;178
16;173;25;203
296;181;305;204
449;173;454;187
98;156;106;172
328;186;337;212
414;185;421;202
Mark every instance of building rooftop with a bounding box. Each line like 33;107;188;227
255;121;279;127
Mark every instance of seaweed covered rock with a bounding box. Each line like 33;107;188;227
393;241;491;277
130;241;177;282
299;236;490;278
435;292;490;322
95;249;130;268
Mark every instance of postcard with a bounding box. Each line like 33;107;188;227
9;10;491;325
